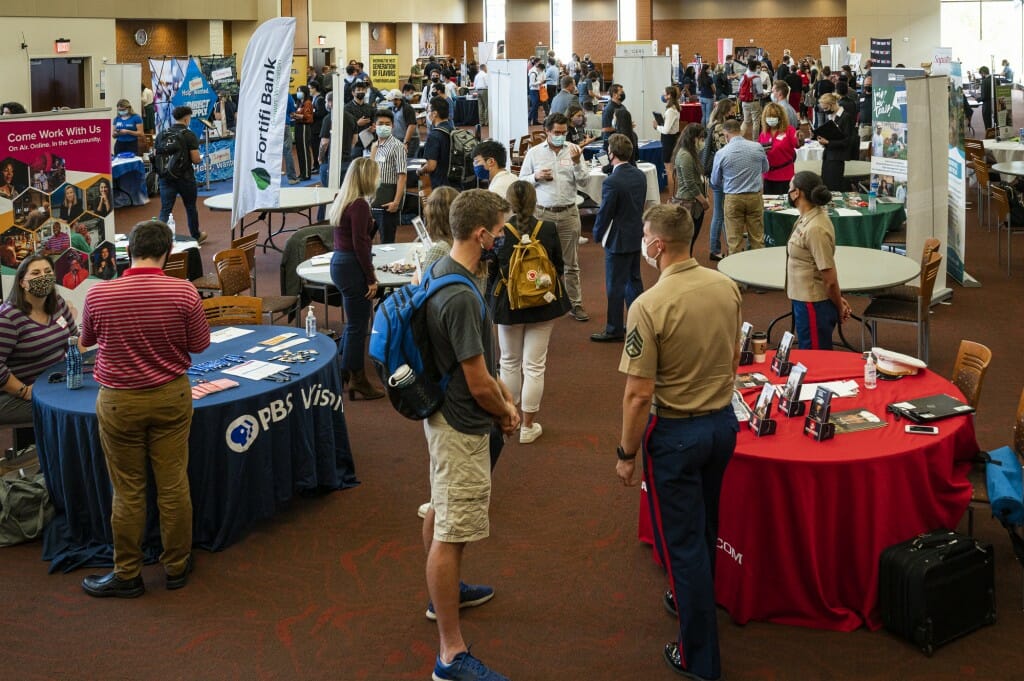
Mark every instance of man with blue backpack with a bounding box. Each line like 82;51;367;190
416;189;519;681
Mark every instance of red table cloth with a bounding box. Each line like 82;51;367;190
638;350;976;631
680;103;703;124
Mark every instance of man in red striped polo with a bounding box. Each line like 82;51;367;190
79;220;210;598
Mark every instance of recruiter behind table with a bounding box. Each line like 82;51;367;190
79;220;210;599
785;172;852;349
616;203;741;681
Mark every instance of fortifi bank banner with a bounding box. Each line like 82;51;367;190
231;17;296;228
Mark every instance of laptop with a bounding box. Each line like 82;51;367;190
888;394;975;423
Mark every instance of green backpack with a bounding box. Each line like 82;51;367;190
0;465;54;547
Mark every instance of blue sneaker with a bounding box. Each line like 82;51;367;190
425;581;495;620
432;650;509;681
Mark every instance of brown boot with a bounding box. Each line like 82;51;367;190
348;369;385;400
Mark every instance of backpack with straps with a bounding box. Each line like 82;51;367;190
152;127;191;179
437;126;478;186
738;74;755;102
498;220;560;311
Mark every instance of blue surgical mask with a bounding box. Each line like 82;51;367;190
550;135;566;147
296;92;304;100
473;164;490;181
660;95;667;103
376;125;392;139
117;109;128;116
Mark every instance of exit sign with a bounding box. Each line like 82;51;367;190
55;39;70;53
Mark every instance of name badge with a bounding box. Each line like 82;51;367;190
56;316;67;329
559;158;572;167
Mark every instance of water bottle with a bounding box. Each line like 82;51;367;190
868;178;878;213
863;352;877;390
166;213;176;237
305;305;317;337
66;337;83;390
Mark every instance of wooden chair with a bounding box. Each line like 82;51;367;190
972;157;993;230
881;220;907;254
872;238;940;300
213;248;252;296
202;295;263;326
861;250;942;364
952;340;992;411
963;138;985;167
162;252;189;280
530;130;547;147
991;185;1024;276
230;232;299;323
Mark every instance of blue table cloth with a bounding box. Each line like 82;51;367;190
583;140;667;190
453;97;480;127
34;326;359;572
111;157;148;208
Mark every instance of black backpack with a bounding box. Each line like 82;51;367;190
152;127;191;179
443;127;479;186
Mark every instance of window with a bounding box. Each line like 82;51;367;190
484;0;506;45
618;0;637;41
941;1;1022;84
551;0;572;62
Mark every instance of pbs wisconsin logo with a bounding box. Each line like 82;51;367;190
226;415;260;453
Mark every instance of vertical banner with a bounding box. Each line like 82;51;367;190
870;39;893;67
149;58;191;132
931;47;952;77
231;17;296;229
290;56;308;94
1;111;116;309
717;39;732;66
199;55;239;98
370;54;401;91
171;59;219;140
995;80;1014;135
870;68;923;207
947;62;967;284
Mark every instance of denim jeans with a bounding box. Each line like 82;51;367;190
604;250;643;336
528;90;541;125
330;250;372;373
158;175;200;238
709;186;725;256
316;161;331;222
699;97;714;126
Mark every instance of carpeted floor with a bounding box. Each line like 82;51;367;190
4;105;1024;681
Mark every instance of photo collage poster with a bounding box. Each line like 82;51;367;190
0;111;116;309
870;68;926;206
946;62;967;284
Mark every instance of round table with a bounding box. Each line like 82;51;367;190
991;161;1024;178
984;139;1024;165
579;162;661;206
204;186;338;252
33;326;358;571
582;140;667;190
761;194;907;248
794;159;872;180
718;245;920;292
796;140;870;162
639;349;976;631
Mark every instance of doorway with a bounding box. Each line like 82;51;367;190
312;48;335;70
30;58;86;111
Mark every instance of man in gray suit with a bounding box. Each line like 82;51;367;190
549;76;580;116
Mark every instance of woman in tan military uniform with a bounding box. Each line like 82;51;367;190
785;171;852;349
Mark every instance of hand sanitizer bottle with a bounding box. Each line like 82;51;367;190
864;351;877;390
305;305;317;337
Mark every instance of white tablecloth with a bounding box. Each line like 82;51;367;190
984;139;1024;164
796;140;870;162
579;162;660;206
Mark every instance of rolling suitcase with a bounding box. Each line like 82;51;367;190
879;530;996;655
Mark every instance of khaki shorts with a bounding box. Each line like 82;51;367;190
424;411;491;543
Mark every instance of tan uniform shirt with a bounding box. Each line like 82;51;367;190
785;206;836;303
619;258;742;413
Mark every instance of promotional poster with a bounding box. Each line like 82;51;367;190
947;62;967;284
1;112;116;308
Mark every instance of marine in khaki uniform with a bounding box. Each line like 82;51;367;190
784;171;852;350
615;203;743;681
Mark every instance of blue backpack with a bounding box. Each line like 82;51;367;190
369;260;486;420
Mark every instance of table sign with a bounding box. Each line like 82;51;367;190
738;321;754;366
772;331;795;377
778;362;807;417
804;385;836;441
749;384;778;437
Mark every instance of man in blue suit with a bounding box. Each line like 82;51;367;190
591;133;647;342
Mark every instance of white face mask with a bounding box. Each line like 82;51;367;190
765;117;780;128
641;237;659;269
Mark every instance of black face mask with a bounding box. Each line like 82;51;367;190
787;191;799;208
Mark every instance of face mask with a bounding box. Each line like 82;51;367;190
766;117;780;128
572;117;584;127
354;92;365;100
660;95;667;103
27;273;56;298
787;191;799;208
549;135;566;147
618;93;626;103
641;237;659;269
473;163;490;181
376;125;392;138
117;109;128;116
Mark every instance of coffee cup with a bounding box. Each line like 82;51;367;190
751;332;768;363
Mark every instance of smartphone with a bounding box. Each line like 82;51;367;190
905;425;939;435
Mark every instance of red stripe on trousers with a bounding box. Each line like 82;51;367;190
642;415;688;670
805;301;821;350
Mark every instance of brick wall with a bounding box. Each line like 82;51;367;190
369;23;397;55
116;20;188;79
450;23;483;59
574;21;619;65
653;17;847;67
505;22;550;59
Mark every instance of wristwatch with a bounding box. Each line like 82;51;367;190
616;445;637;461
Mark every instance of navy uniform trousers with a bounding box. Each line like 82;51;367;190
642;406;737;680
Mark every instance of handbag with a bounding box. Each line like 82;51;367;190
0;469;54;547
700;125;718;177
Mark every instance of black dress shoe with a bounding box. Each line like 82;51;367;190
166;554;194;590
663;589;677;616
590;332;624;343
82;572;145;598
663;642;719;680
709;253;724;262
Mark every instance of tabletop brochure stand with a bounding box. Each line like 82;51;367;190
749;384;778;437
777;362;807;417
771;331;796;377
804;386;836;441
738;321;754;366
